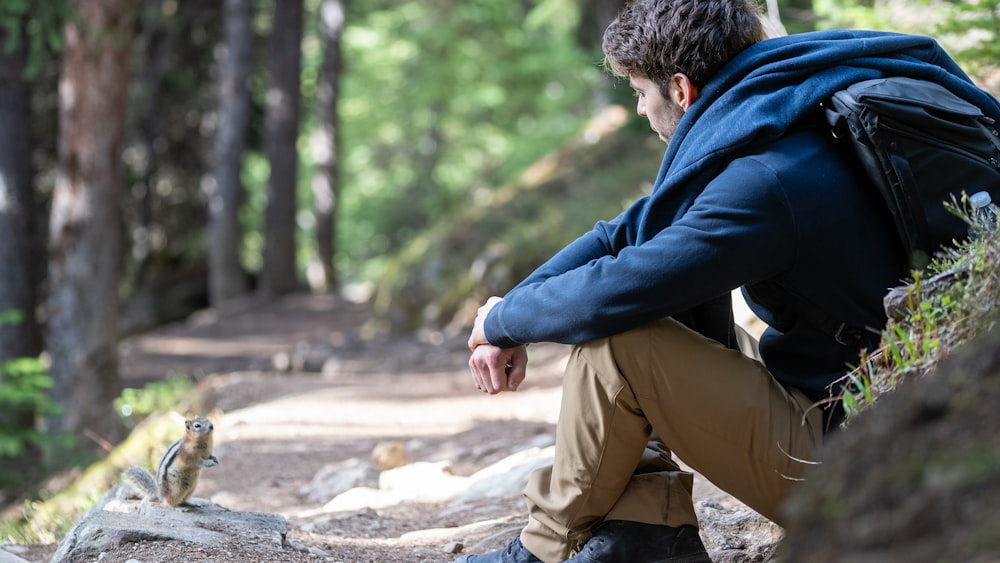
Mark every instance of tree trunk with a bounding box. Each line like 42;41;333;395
48;0;135;445
0;19;43;481
260;0;304;296
576;0;627;51
310;0;346;291
0;24;40;360
209;0;254;306
577;0;628;110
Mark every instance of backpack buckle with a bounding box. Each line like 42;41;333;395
833;322;863;346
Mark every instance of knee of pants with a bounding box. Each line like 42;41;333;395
564;338;647;416
603;318;733;401
567;337;624;388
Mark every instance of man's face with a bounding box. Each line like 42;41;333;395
629;74;685;145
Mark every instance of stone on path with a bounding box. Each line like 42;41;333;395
52;487;287;563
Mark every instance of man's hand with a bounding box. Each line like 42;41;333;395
467;296;527;393
467;296;503;351
469;343;528;394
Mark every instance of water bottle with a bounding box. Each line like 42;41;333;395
969;191;998;238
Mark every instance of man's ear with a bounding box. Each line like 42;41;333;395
669;73;699;110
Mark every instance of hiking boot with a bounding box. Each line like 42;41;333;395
565;520;712;563
453;535;543;563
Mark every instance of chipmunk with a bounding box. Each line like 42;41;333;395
122;416;220;507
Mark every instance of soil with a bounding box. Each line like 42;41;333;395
779;326;1000;562
12;292;763;563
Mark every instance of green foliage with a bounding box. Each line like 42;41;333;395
336;0;602;281
840;370;873;419
0;0;69;79
841;196;1000;417
813;0;999;86
114;373;195;427
0;501;78;546
931;0;1000;76
812;0;905;31
240;152;270;274
0;357;57;458
238;1;601;287
775;0;823;35
0;313;62;488
371;107;664;331
0;309;22;326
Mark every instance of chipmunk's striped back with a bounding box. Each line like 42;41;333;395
121;417;219;507
155;436;189;502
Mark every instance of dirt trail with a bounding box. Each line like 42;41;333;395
113;293;568;561
87;292;766;562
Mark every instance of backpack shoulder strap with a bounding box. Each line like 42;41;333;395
745;283;882;349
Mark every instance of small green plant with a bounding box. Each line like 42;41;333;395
114;372;195;427
0;357;59;455
0;311;63;488
840;369;874;419
839;194;1000;417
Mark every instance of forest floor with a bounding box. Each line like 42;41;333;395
12;292;768;563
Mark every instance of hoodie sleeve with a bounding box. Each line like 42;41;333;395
484;155;797;347
510;197;653;290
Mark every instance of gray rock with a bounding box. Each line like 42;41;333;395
297;460;380;504
459;446;554;502
0;546;30;563
442;540;464;554
695;499;782;562
51;487;286;563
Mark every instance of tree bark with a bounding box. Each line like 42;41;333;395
0;19;43;479
48;0;135;445
260;0;304;296
310;0;346;291
577;0;627;110
209;0;254;306
0;24;40;360
576;0;627;51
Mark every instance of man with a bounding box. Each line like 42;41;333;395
458;1;997;562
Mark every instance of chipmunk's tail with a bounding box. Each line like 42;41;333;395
122;467;159;502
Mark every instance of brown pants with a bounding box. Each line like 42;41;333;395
520;318;824;563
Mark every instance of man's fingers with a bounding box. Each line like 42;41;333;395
469;346;500;394
505;345;529;391
506;360;526;391
469;344;528;394
488;360;509;394
470;345;515;395
468;356;484;391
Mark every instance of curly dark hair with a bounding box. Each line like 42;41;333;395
602;0;765;94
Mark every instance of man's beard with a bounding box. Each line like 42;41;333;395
659;101;686;145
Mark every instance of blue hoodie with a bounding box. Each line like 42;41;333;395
483;30;1000;399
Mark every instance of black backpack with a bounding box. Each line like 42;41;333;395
824;76;1000;268
792;77;1000;346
